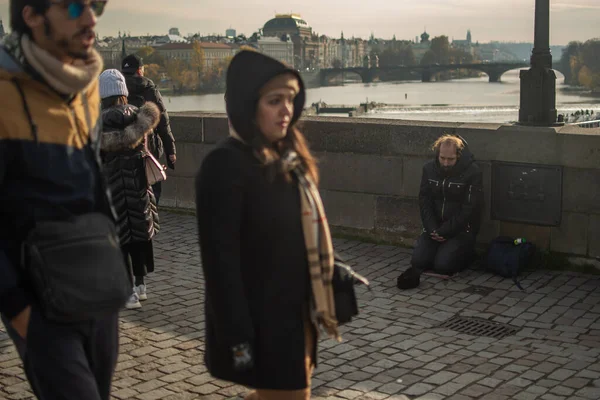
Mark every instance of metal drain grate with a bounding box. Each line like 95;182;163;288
461;285;496;296
439;316;519;339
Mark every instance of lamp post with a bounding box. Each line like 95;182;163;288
518;0;560;126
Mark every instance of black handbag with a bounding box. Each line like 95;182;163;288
22;212;132;322
333;253;370;325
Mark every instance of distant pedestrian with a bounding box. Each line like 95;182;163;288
121;54;176;205
99;69;161;309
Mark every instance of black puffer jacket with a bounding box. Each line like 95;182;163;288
101;103;161;245
124;74;176;169
419;137;483;238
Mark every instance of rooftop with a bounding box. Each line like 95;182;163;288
156;42;232;50
264;14;310;31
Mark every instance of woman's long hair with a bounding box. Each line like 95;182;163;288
101;95;128;110
251;122;319;185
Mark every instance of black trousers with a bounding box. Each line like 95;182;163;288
152;181;162;206
122;241;155;282
411;232;476;275
1;308;119;400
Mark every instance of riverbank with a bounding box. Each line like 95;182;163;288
559;85;600;98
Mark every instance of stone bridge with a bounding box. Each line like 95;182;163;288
320;62;537;85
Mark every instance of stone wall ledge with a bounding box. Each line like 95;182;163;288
163;114;600;259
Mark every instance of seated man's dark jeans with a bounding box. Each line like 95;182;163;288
411;231;476;275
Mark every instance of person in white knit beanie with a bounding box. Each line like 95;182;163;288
99;69;129;99
99;67;161;311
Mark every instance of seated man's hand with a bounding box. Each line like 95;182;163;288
430;231;446;242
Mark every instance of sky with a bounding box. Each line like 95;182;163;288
0;0;598;45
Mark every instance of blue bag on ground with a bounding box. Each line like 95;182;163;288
484;236;536;290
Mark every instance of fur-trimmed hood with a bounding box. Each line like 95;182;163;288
101;102;160;152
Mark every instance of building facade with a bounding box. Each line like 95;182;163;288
256;36;294;66
96;40;123;69
453;30;474;52
411;31;432;63
156;42;236;68
261;13;319;70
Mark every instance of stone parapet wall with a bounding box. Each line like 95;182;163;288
163;113;600;258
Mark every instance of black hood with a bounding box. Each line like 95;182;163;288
435;135;475;177
124;74;155;94
225;51;306;143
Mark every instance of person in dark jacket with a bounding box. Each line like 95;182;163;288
0;1;122;399
398;134;483;289
195;51;341;400
121;54;175;205
99;69;160;309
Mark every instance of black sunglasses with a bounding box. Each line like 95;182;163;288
49;0;108;19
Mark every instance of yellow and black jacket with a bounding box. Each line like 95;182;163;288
0;39;113;320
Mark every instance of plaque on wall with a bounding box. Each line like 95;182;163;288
491;161;563;226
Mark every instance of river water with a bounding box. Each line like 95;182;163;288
163;69;599;123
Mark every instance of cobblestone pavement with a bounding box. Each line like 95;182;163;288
2;212;600;400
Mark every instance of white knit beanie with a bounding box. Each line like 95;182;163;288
99;69;129;99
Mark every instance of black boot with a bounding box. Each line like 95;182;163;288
397;266;421;289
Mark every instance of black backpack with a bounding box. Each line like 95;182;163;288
484;236;536;290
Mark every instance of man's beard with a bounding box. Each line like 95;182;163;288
44;17;93;61
440;165;454;176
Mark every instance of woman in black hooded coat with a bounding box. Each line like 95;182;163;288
195;51;341;400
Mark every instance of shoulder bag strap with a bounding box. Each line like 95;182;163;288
11;78;39;144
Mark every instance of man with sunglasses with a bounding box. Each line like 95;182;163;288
0;1;122;400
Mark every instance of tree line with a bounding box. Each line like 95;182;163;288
372;35;477;80
560;39;600;93
135;43;233;94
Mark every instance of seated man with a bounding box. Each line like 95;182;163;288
398;134;483;289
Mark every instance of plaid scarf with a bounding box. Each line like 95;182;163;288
282;151;341;341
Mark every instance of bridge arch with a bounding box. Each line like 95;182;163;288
428;64;529;83
319;63;563;85
319;68;368;86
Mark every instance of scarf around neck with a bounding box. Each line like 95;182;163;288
282;150;340;341
229;127;341;340
7;33;103;95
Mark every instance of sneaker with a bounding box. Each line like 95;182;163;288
125;292;142;309
135;284;147;301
